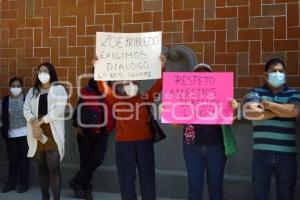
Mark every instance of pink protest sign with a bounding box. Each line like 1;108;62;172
161;72;234;125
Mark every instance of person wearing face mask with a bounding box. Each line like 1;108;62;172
174;64;238;200
244;58;300;200
95;55;166;200
23;63;68;200
0;77;30;193
124;81;139;97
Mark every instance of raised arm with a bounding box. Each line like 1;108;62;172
96;80;119;105
145;79;163;102
145;54;166;102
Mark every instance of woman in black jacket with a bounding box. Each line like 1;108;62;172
0;77;29;193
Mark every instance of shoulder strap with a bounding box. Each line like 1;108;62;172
2;95;9;109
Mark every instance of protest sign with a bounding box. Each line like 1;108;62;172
95;31;162;81
161;72;234;124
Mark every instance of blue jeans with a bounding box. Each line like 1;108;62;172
115;139;155;200
252;151;297;200
183;144;227;200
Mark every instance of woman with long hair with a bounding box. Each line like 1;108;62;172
23;62;68;200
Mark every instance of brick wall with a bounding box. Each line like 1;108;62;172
0;0;300;103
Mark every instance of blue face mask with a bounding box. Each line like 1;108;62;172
268;72;285;88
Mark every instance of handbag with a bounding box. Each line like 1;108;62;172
80;109;102;125
147;106;167;143
221;125;238;156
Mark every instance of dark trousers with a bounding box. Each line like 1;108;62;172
115;139;156;200
252;151;297;200
6;136;30;187
36;150;61;200
183;144;227;200
73;131;108;188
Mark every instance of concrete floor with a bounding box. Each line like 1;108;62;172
0;187;184;200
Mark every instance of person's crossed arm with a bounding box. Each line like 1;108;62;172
261;95;300;118
243;90;278;120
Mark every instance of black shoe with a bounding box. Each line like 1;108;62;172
41;190;50;200
84;188;93;200
42;196;50;200
69;179;85;198
1;184;15;193
18;185;29;193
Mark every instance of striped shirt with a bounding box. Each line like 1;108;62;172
245;84;300;154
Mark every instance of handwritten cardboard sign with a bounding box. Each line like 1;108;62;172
94;32;162;81
161;72;234;125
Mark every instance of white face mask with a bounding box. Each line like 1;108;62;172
124;82;139;97
10;87;22;97
38;72;50;84
268;72;285;88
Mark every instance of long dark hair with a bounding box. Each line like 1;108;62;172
33;62;58;97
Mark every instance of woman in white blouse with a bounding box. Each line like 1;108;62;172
23;62;68;200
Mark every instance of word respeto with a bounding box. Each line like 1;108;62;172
174;75;216;86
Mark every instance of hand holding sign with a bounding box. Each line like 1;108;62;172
160;54;167;70
229;99;238;110
92;56;98;66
